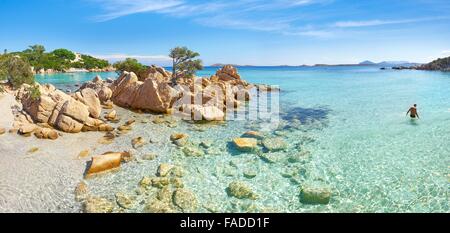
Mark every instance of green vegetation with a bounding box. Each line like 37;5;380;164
113;58;148;79
418;56;450;71
28;84;41;100
169;46;203;83
7;44;110;72
0;54;35;88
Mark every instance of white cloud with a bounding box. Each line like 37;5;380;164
92;0;183;22
334;17;449;28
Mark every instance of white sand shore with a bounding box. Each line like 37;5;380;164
0;93;103;212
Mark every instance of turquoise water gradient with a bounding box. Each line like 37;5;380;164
36;67;450;212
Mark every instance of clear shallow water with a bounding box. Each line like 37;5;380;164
36;67;450;212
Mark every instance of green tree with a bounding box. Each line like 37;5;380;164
22;44;46;68
0;55;35;88
169;46;203;83
113;58;147;78
51;49;76;61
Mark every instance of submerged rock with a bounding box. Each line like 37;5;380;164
131;137;146;149
173;189;198;212
115;192;135;209
157;163;174;177
227;181;258;200
144;199;173;213
242;131;264;139
182;145;205;157
74;181;89;202
243;169;258;179
233;138;258;151
262;137;288;152
152;177;170;188
288;150;312;163
156;186;173;203
83;197;114;213
0;127;5;135
170;177;184;188
142;153;158;161
300;183;332;205
170;133;189;146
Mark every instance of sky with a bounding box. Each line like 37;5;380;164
0;0;449;66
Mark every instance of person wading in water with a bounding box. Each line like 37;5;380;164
406;104;420;119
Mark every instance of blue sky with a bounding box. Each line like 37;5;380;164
1;0;449;65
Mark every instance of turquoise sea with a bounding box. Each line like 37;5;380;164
36;66;450;212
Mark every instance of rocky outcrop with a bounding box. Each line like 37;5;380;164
111;72;178;113
17;83;112;133
74;88;101;118
140;65;172;82
78;76;113;103
214;65;241;81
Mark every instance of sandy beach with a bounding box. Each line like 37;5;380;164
0;92;104;212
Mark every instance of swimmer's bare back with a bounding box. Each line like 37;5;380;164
406;106;419;119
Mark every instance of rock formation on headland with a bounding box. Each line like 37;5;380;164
392;56;450;71
10;65;276;139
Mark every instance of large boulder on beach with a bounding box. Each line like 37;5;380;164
84;152;130;178
179;104;225;121
17;84;112;133
111;72;178;113
215;65;241;81
141;65;171;82
78;76;113;103
74;88;102;119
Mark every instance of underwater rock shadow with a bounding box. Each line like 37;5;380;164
280;106;332;124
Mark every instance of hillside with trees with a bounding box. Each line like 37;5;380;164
8;45;112;73
417;56;450;71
